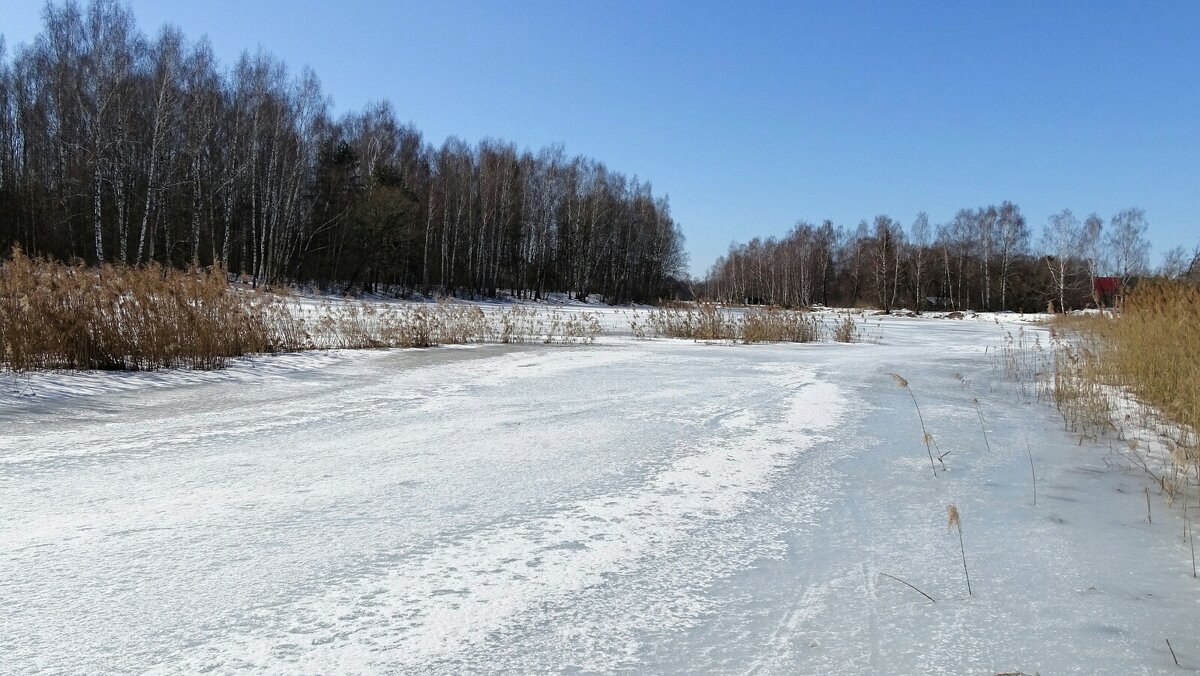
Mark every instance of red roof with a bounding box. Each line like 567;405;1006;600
1093;277;1121;294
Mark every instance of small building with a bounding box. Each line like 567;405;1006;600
1093;277;1121;307
1093;276;1141;308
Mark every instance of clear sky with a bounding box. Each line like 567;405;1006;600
2;0;1197;276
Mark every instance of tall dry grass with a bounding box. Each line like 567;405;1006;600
1047;280;1200;499
0;249;275;370
0;253;603;372
646;303;740;341
740;308;821;344
297;303;601;349
830;314;854;343
1090;282;1200;442
645;304;868;344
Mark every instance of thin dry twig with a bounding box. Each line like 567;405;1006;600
1024;434;1037;507
1189;518;1196;579
878;572;937;604
973;397;992;453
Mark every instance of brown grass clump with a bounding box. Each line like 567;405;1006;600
994;327;1048;386
1095;282;1199;442
1047;333;1116;438
293;303;600;349
647;303;740;341
831;312;862;343
646;304;867;344
1049;281;1200;485
301;302;486;349
740;308;821;344
0;253;604;372
0;248;275;370
498;305;542;344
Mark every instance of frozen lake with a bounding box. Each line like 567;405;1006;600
2;314;1197;674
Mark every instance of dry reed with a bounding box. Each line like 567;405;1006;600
0;249;275;370
283;302;601;350
1047;280;1200;504
1024;434;1037;507
740;308;821;344
973;397;992;453
831;312;861;343
890;373;938;477
1189;518;1196;578
646;303;740;341
643;304;872;345
947;503;972;595
0;252;603;372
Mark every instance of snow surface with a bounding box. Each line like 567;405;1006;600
2;313;1198;674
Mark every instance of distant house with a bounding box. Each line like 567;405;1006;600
1093;277;1120;307
1093;276;1140;307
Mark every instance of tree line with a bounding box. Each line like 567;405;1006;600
700;204;1193;312
0;1;686;302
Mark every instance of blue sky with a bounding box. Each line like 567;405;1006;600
3;0;1197;276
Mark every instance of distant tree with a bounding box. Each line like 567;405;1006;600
995;201;1028;310
701;202;1167;314
907;212;931;312
1080;213;1105;281
1107;207;1151;285
1157;245;1191;280
977;205;997;309
342;165;420;293
937;210;977;310
813;220;836;306
0;1;686;302
1041;208;1081;312
845;221;870;306
869;215;904;312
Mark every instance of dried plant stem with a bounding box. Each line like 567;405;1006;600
879;572;936;604
956;527;972;596
1145;487;1152;524
1189;518;1196;579
1024;435;1037;507
973;397;992;453
903;383;938;477
947;504;972;596
889;374;938;477
1166;638;1179;666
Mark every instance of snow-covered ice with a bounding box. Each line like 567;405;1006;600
2;313;1198;674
